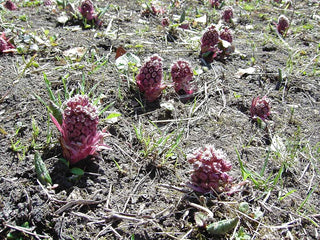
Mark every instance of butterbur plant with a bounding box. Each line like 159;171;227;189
136;54;166;102
200;25;234;63
188;145;233;194
4;0;17;11
250;96;271;121
209;0;224;9
277;15;289;36
50;95;111;165
219;27;233;43
78;0;102;27
79;0;95;21
0;32;15;53
170;60;195;96
221;6;233;23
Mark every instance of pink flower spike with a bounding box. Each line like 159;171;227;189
79;0;95;21
0;33;15;54
277;15;289;36
188;145;233;194
4;1;17;11
250;96;271;121
51;95;111;165
209;0;223;8
221;6;233;23
136;54;166;102
171;60;195;96
220;27;233;43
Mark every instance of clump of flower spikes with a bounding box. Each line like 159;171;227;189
136;54;166;102
50;94;110;165
4;0;17;11
277;15;289;36
188;145;233;194
170;60;195;96
221;6;233;23
250;96;271;121
200;25;234;63
0;32;15;53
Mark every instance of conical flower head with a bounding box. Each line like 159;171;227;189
219;27;233;43
221;6;233;23
250;96;271;121
171;60;194;95
188;145;233;194
79;0;95;21
200;25;220;54
277;15;289;36
136;54;166;102
51;95;110;165
4;1;17;11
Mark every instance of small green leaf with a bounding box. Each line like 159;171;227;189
206;217;239;235
59;158;69;167
180;9;186;23
239;202;249;213
70;167;84;176
34;151;52;185
48;100;63;124
106;112;122;119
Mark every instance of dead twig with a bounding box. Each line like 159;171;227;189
5;223;50;239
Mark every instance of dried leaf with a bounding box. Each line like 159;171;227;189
115;46;126;59
63;47;86;61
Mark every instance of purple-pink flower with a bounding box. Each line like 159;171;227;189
136;54;166;102
171;60;195;95
188;145;233;194
51;95;110;165
79;0;95;21
277;15;289;36
250;96;271;121
220;27;233;43
0;33;15;53
200;25;220;55
221;6;234;23
4;1;17;11
209;0;223;8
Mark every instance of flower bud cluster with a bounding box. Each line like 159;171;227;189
170;60;195;95
277;15;289;36
4;0;17;11
209;0;223;9
136;54;167;102
51;95;110;164
78;0;102;27
188;145;233;193
250;96;271;121
221;6;234;23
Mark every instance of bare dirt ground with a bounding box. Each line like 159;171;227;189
0;0;319;239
